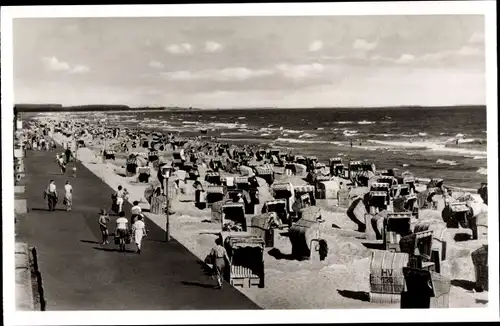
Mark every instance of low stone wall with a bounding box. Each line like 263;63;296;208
15;243;46;311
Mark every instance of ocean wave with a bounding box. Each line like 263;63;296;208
283;129;303;134
220;132;246;136
358;120;375;125
298;133;317;139
418;132;428;137
455;133;466;138
182;121;200;125
238;117;246;120
402;164;410;167
316;127;325;130
261;133;271;136
436;159;459;166
337;121;353;124
458;138;486;145
477;167;487;175
209;122;247;129
373;133;396;137
343;130;358;136
275;137;333;145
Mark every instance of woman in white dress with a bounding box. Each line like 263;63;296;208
64;181;73;211
131;215;147;254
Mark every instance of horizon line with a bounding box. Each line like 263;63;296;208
14;103;487;111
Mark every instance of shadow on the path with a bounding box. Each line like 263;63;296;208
180;281;216;289
337;290;370;302
475;299;488;304
92;246;136;253
451;279;476;291
80;240;101;244
31;207;68;212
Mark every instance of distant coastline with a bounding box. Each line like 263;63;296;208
14;103;486;113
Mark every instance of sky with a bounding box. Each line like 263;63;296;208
13;15;486;108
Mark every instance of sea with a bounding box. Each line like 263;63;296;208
43;106;489;189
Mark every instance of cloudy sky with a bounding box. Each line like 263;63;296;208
13;15;485;108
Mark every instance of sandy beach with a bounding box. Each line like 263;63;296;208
33;115;489;310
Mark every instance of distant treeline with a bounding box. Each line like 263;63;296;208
14;104;199;113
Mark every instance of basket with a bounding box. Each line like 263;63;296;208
370;251;409;294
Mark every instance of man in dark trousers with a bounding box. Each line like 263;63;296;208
65;146;72;163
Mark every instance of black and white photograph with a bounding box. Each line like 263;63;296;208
2;2;498;325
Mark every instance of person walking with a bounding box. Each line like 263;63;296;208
115;211;129;251
44;180;58;211
63;181;73;211
65;146;72;163
130;201;142;224
57;154;66;174
98;209;111;244
207;237;230;289
131;215;147;254
115;185;125;214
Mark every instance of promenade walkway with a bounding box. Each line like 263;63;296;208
15;146;259;310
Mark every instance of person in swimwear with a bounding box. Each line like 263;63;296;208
98;209;111;244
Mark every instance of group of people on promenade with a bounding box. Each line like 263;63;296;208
97;185;147;253
44;180;73;212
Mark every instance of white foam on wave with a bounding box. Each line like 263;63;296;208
220;132;246;136
337;121;353;124
343;130;358;137
238;117;246;120
316;127;324;130
276;137;334;145
182;121;200;125
477;167;487;175
298;133;317;139
283;129;302;134
373;133;396;137
418;132;428;137
402;164;410;167
367;139;487;156
358;120;375;125
436;159;459;166
261;133;271;136
209;122;247;129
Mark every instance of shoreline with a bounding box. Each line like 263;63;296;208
38;117;489;309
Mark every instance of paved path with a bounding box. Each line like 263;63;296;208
16;147;260;310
